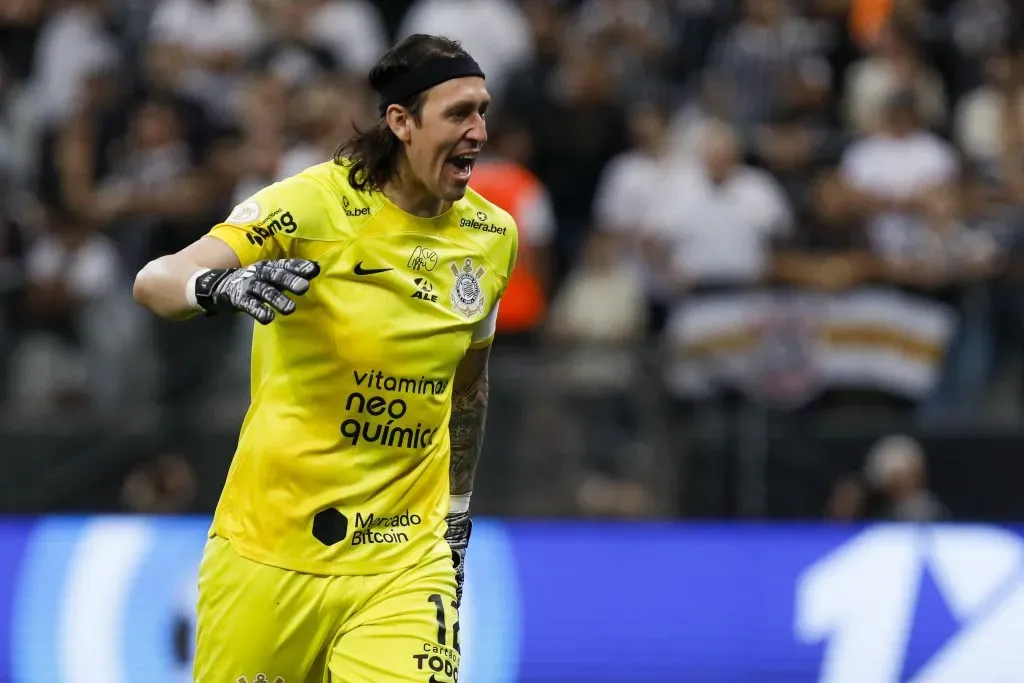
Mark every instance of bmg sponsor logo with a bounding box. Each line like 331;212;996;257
459;210;506;235
351;510;422;546
245;209;297;246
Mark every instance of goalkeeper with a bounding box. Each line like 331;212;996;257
133;33;516;683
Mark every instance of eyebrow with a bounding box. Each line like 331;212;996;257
444;99;490;116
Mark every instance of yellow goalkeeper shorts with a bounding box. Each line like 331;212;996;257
193;535;461;683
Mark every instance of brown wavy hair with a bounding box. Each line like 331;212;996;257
335;34;472;193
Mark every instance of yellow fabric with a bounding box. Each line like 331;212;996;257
194;535;461;683
205;160;518;575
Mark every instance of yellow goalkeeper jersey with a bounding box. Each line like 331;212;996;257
205;160;518;575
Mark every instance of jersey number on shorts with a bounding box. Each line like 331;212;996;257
428;593;460;653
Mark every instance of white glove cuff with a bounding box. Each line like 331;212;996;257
185;268;210;311
449;493;471;515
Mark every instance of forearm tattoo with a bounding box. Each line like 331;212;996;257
449;363;488;496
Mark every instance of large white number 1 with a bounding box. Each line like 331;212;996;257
795;527;923;683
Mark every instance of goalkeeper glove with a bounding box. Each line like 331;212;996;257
192;258;320;325
445;511;472;608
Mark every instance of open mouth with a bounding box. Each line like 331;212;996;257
445;154;477;181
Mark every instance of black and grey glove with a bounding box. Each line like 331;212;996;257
445;511;472;608
193;258;320;325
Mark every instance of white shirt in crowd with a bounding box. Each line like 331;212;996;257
955;87;1024;165
26;233;120;302
840;131;958;257
398;0;533;96
32;3;118;124
306;0;388;74
149;0;262;122
843;58;948;134
592;149;683;298
654;163;793;284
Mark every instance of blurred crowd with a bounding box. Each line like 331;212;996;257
2;0;1024;516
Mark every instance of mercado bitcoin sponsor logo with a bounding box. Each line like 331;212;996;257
340;370;448;449
244;208;298;246
351;510;422;546
459;210;506;235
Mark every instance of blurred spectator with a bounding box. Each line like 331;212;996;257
573;0;672;97
593;97;684;333
827;434;950;521
843;20;947;135
946;0;1015;96
506;43;628;279
659;121;793;291
546;230;648;500
548;230;647;386
301;0;388;76
148;0;262;125
956;41;1024;193
468;118;555;342
121;453;198;513
251;0;337;90
279;76;372;179
94;94;196;270
10;204;132;413
706;0;832;135
398;0;534;97
837;90;957;269
30;0;118;127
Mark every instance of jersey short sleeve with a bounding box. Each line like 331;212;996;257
207;174;338;266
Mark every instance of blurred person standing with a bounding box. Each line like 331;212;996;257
545;230;650;516
398;0;533;98
278;77;374;179
29;0;118;128
506;42;628;282
572;0;673;97
148;0;263;126
955;39;1024;195
706;0;833;136
469;118;555;342
301;0;389;76
592;97;681;335
946;0;1015;97
659;121;796;401
843;20;947;135
251;0;338;90
10;204;131;414
658;121;794;298
838;90;958;272
826;434;950;521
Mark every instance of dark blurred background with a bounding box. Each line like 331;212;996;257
1;0;1023;524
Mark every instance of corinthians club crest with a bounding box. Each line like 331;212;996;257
450;258;486;317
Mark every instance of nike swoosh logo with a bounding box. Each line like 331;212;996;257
353;262;393;275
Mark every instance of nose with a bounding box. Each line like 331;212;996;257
466;113;488;145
